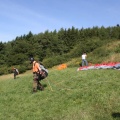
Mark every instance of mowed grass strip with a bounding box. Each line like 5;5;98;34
0;67;120;120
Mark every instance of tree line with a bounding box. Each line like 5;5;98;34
0;25;120;75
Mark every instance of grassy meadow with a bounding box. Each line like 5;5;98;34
0;67;120;120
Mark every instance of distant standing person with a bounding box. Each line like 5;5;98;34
82;52;88;66
13;68;19;79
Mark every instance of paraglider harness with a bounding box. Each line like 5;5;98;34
34;62;48;81
13;68;19;79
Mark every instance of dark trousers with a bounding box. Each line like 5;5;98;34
14;72;18;79
33;73;44;91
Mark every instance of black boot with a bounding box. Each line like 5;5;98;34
40;85;44;91
37;83;44;91
32;88;37;93
37;81;44;91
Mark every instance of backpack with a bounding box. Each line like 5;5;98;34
13;68;19;75
34;62;48;80
39;64;48;80
16;69;19;74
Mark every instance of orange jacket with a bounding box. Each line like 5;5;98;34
32;61;41;73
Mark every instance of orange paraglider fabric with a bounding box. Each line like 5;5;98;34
57;64;67;70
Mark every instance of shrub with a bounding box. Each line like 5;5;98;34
0;68;4;75
43;55;70;68
23;61;32;70
93;47;110;57
16;65;27;74
0;66;10;75
114;44;120;53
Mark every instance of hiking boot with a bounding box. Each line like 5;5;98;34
40;86;44;91
37;85;44;91
37;82;44;91
32;89;37;93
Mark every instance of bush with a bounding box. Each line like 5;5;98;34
23;61;32;70
93;47;110;57
114;44;120;53
43;55;70;68
17;66;27;74
0;66;11;75
0;68;4;75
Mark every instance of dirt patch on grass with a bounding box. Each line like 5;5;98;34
0;70;32;81
0;74;13;80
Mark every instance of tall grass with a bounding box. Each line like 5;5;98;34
0;68;120;120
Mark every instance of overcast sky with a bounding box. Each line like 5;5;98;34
0;0;120;42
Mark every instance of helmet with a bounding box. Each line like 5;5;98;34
30;57;34;64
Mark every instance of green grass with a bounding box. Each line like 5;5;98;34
0;68;120;120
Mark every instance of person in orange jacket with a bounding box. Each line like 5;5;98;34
30;57;44;93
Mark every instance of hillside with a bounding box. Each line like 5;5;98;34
63;40;120;68
0;67;120;120
0;25;120;75
89;40;120;63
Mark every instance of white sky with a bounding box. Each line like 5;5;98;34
0;0;120;42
